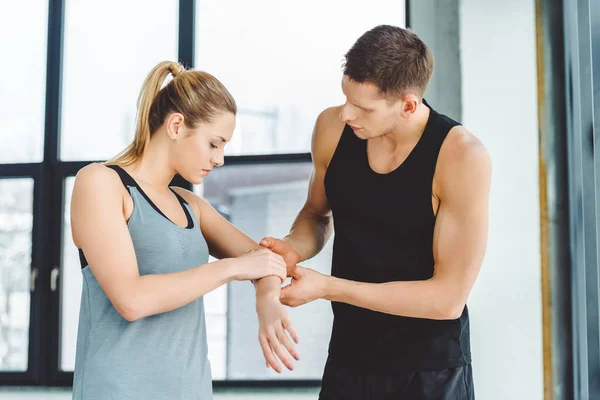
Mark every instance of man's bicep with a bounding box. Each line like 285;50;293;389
302;107;342;217
303;165;331;217
433;142;491;297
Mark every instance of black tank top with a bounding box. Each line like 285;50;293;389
323;100;471;374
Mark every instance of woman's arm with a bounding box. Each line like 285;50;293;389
70;164;285;322
172;187;301;373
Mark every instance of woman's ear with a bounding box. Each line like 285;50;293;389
166;113;185;139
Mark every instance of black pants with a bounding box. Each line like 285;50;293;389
318;358;474;400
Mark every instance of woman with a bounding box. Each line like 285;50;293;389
70;61;300;399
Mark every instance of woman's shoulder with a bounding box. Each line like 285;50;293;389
76;162;119;181
73;163;126;201
70;163;128;248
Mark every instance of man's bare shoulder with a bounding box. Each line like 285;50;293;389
312;106;346;169
440;126;490;166
436;126;492;194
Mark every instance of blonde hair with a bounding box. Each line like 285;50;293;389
107;61;237;166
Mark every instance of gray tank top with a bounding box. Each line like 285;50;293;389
73;165;212;399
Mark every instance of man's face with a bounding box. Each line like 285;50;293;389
339;75;404;139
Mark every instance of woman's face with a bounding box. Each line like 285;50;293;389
169;112;236;185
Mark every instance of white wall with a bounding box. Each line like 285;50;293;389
460;0;543;399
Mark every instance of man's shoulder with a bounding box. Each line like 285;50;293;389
441;126;489;164
435;126;491;192
314;106;345;139
312;106;346;169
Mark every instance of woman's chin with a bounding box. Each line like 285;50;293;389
178;172;204;186
190;176;204;185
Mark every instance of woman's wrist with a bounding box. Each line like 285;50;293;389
255;276;282;298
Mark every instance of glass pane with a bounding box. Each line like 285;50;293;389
198;162;334;380
207;338;226;380
194;185;229;380
0;2;47;163
60;0;178;161
60;177;78;371
0;179;34;371
195;0;405;155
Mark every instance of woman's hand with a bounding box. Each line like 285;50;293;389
230;249;286;282
256;294;300;373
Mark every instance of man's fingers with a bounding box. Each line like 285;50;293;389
268;331;295;371
280;289;300;307
287;265;302;278
261;237;287;256
259;335;281;373
260;237;275;248
280;285;292;306
280;298;291;307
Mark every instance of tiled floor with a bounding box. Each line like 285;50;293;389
0;388;320;399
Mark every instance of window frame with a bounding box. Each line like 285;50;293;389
0;0;407;389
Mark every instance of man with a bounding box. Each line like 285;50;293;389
261;25;490;399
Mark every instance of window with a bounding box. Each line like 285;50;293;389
195;0;406;155
60;0;178;161
0;1;48;163
0;0;405;387
194;1;405;379
60;178;77;371
197;162;335;379
0;179;34;371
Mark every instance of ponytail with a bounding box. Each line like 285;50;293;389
107;61;186;166
106;61;236;167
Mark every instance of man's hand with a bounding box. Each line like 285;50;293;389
256;294;300;373
280;265;329;307
260;237;301;274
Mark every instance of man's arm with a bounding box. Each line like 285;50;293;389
262;107;344;263
281;128;492;320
